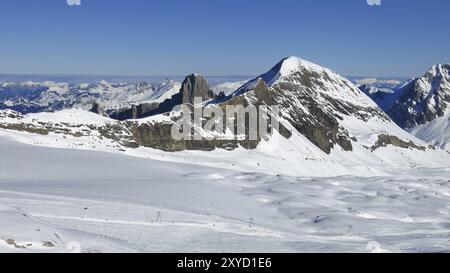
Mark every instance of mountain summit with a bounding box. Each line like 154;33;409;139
377;64;450;151
1;57;445;177
231;56;336;97
388;64;450;128
220;56;394;153
255;56;326;86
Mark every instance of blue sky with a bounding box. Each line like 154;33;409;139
0;0;449;77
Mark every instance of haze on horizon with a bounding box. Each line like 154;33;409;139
0;0;449;78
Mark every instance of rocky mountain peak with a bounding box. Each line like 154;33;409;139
212;57;395;154
277;56;325;77
428;64;450;77
108;74;216;120
244;56;330;89
181;74;214;104
388;64;450;128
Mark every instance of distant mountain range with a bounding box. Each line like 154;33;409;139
0;80;180;113
2;57;449;177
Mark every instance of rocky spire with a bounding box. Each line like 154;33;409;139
181;74;214;104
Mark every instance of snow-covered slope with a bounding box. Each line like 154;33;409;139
2;106;449;178
230;56;384;109
2;58;450;253
221;57;432;157
2;136;450;253
2;57;449;177
364;64;450;152
408;108;450;151
0;108;360;177
0;202;132;253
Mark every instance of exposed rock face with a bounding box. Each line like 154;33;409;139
0;122;50;136
1;58;430;155
110;102;161;120
110;74;215;120
354;66;450;151
203;79;292;147
126;120;257;152
92;58;422;154
181;74;214;104
0;110;139;148
0;109;260;152
388;64;450;128
110;76;291;151
217;57;390;154
270;70;356;154
370;134;427;151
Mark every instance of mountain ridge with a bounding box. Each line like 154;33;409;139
0;57;444;172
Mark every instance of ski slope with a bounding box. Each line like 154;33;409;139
2;138;450;253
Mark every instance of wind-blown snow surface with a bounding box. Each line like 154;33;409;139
2;138;450;253
2;58;450;252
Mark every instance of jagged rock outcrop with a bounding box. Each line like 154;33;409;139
0;109;260;152
181;74;215;104
1;57;430;155
101;57;426;154
361;64;450;151
387;64;450;128
110;74;215;120
110;102;161;120
214;57;391;154
370;134;428;152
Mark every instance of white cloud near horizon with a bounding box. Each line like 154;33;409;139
66;0;81;6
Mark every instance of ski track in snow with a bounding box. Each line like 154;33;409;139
2;139;450;252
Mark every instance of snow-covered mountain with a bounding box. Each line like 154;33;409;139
357;64;450;151
1;57;447;177
0;79;181;114
388;64;450;128
217;57;432;156
353;77;408;91
2;58;450;253
354;78;410;111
